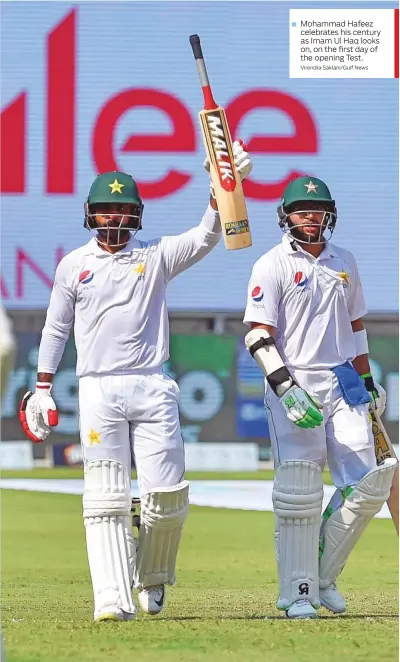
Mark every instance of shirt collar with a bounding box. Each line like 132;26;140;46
82;235;141;257
281;234;338;259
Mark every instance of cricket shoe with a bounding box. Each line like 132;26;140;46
138;585;166;615
94;605;136;622
320;583;346;614
285;599;318;619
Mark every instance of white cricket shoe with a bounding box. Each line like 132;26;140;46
94;605;136;622
285;599;318;619
320;583;346;614
138;585;166;615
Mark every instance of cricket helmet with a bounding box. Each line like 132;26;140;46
84;171;144;247
277;176;337;244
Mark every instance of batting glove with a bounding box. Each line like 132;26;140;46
19;382;59;442
280;385;324;429
362;373;386;417
204;139;252;199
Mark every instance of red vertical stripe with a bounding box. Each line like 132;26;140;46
0;93;26;193
395;9;399;79
46;10;76;193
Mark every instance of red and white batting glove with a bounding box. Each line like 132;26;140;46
204;139;253;198
19;382;59;443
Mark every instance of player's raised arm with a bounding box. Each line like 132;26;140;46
161;141;252;280
19;255;76;443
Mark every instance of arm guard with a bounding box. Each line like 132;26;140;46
244;327;293;397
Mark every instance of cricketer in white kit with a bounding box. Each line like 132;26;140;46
19;142;253;622
244;176;397;619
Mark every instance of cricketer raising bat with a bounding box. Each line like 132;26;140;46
189;34;252;251
371;410;399;535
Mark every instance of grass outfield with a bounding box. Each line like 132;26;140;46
0;467;334;484
1;488;398;662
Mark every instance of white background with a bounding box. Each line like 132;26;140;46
290;9;397;78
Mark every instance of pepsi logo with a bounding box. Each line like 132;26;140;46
251;286;264;302
79;270;94;284
294;271;308;287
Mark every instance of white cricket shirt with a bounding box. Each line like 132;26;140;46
38;206;221;377
243;235;367;370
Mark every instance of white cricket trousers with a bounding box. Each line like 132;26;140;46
78;370;185;495
265;368;377;489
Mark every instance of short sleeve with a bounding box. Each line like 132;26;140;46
243;257;282;327
347;256;368;321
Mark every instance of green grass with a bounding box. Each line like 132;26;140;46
1;488;398;662
0;467;334;484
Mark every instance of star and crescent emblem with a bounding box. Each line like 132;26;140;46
88;428;101;445
134;263;146;275
304;180;318;194
108;178;124;194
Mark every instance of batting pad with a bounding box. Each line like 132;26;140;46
273;460;324;610
83;460;136;617
319;457;397;588
134;480;189;590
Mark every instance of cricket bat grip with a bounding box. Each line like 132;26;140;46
189;34;203;59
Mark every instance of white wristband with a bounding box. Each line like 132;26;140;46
354;329;369;356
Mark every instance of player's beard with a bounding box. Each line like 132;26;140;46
289;222;326;245
97;227;130;247
96;215;132;247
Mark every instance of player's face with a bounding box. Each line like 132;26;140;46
288;201;327;240
93;202;134;227
90;202;141;248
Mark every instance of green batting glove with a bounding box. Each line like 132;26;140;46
280;385;324;429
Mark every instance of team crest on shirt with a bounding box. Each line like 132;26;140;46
251;286;264;302
294;271;308;287
338;271;350;287
88;428;101;445
133;262;146;281
79;270;94;285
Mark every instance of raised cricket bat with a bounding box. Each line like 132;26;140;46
371;410;399;535
189;34;252;251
